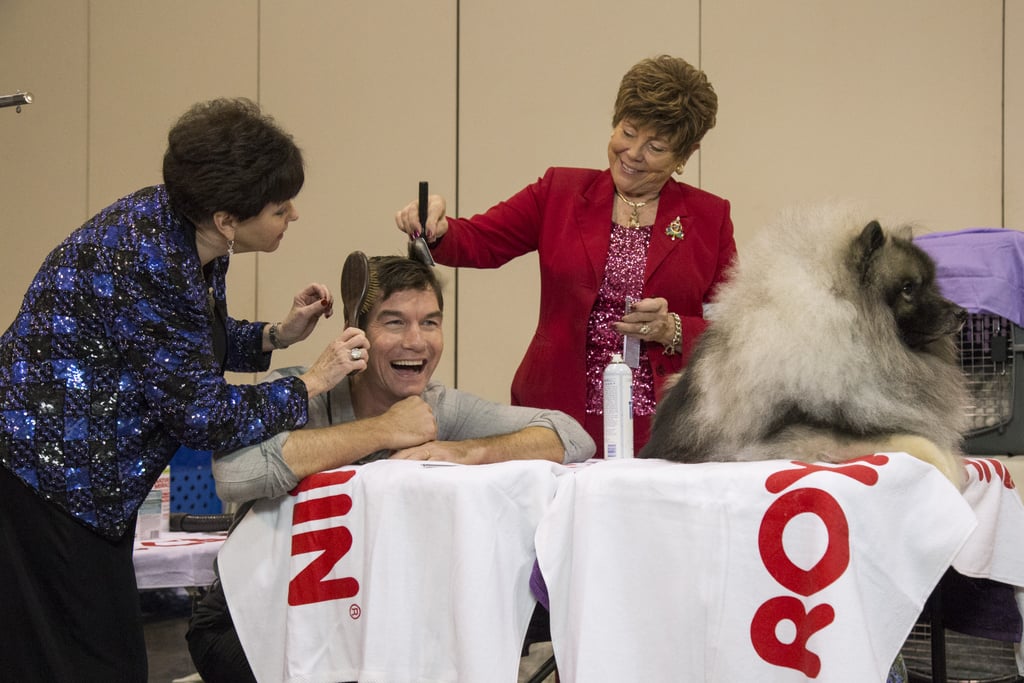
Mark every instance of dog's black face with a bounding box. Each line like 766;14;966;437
855;220;966;353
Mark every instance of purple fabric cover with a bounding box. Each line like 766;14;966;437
914;228;1024;328
530;560;549;610
928;569;1023;643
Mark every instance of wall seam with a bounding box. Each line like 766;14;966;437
85;0;92;218
255;0;263;323
697;0;703;190
453;0;461;389
1002;0;1007;227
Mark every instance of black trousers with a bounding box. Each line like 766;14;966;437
0;465;147;682
186;579;259;683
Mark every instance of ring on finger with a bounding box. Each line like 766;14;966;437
639;324;650;336
350;347;363;361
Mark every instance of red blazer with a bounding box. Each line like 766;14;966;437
432;167;736;444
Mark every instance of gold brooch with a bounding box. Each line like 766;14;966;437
665;216;685;241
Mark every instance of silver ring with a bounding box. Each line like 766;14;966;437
350;347;363;361
639;324;650;336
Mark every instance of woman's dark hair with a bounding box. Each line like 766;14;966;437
612;55;718;158
163;98;304;224
359;256;444;328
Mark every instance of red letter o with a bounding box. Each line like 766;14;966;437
758;488;850;596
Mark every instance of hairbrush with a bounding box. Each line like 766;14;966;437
408;181;436;267
341;251;377;328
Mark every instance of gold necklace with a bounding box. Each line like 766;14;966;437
616;191;656;228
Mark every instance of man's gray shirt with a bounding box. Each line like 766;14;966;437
213;366;595;504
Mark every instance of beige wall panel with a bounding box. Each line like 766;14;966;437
4;0;1014;408
702;0;1003;249
457;0;701;403
88;0;259;209
256;1;458;384
88;0;260;381
0;0;88;329
1007;0;1023;228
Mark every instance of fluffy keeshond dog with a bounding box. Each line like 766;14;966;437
638;203;969;487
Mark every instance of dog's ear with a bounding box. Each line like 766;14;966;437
855;220;885;284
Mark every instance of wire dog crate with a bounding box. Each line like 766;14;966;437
902;622;1021;683
899;570;1024;683
960;314;1024;455
911;229;1024;682
915;228;1024;456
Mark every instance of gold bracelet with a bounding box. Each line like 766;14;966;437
663;313;682;355
268;322;289;350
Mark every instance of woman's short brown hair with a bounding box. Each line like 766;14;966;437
612;55;718;159
163;98;304;224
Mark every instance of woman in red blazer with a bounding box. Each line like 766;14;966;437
396;55;736;456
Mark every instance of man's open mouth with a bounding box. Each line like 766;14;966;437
391;359;427;374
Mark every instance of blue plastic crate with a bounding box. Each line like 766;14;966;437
169;446;222;514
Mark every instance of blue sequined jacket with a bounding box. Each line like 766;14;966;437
0;186;310;539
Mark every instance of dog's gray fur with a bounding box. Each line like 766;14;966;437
639;203;968;484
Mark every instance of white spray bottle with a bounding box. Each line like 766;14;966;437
603;353;634;459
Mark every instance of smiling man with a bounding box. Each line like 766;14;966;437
187;255;594;683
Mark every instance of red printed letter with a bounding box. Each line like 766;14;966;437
759;488;849;596
291;468;358;495
750;596;834;678
287;468;360;605
765;456;887;494
288;527;360;606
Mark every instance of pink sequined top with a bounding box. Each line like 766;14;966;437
584;222;656;416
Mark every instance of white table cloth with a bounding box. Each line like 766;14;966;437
955;457;1024;585
133;531;226;590
215;451;1024;682
218;459;563;683
534;454;985;683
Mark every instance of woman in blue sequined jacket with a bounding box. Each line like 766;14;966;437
0;98;370;682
